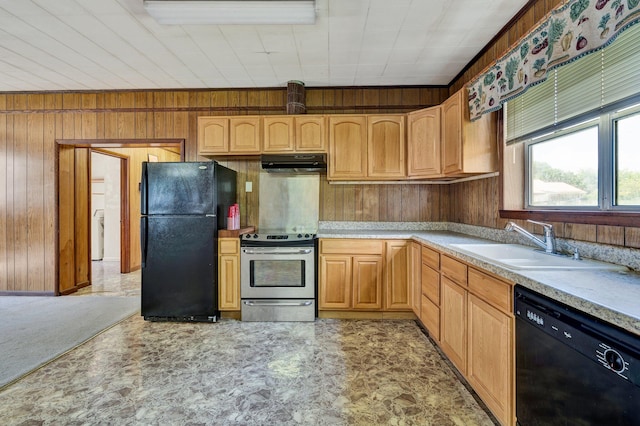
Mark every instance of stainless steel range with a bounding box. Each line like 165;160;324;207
240;232;316;322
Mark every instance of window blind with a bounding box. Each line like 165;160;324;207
506;23;640;144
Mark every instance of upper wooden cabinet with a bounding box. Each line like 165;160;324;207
295;115;327;152
263;115;327;153
229;117;261;154
328;114;405;181
328;115;368;180
198;116;261;155
198;117;229;154
368;115;406;179
441;88;497;177
263;116;294;152
407;106;442;178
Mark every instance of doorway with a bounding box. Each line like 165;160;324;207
55;139;184;295
91;151;125;268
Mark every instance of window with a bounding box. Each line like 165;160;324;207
523;104;640;210
506;24;640;213
615;111;640;206
527;125;598;207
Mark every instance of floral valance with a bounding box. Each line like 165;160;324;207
468;0;640;121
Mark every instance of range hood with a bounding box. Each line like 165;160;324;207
261;153;326;173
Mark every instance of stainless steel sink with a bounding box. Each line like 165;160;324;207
449;243;627;271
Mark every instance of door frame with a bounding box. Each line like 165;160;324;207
55;139;184;295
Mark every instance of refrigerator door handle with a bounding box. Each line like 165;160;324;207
205;214;216;218
140;163;148;215
141;218;147;267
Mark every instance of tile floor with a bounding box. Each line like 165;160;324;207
0;261;497;425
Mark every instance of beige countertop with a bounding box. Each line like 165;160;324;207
317;229;640;336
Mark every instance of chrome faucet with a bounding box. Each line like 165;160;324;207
505;219;556;254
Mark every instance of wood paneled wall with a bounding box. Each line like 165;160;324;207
449;177;640;249
320;181;446;222
0;87;446;293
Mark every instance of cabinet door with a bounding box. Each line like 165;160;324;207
367;115;406;179
441;89;463;175
198;117;229;154
319;255;351;309
407;107;441;177
468;294;513;426
421;294;440;341
263;116;294;152
229;117;261;153
384;240;410;311
352;256;383;310
328;116;367;180
421;263;439;305
218;238;240;311
219;255;239;310
440;276;467;375
295;115;327;152
410;242;422;316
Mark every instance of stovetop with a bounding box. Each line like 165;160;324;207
240;232;316;247
241;232;316;243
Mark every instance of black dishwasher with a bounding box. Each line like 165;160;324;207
515;285;640;426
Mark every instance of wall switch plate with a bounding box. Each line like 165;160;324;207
245;181;253;192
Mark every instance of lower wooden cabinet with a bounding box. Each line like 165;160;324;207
420;260;440;340
352;256;383;309
440;276;468;375
420;295;440;341
409;242;422;316
218;238;240;311
319;255;352;309
424;245;514;426
385;240;411;310
318;239;411;312
319;239;384;310
468;294;514;426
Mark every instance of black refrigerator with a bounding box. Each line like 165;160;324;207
140;161;237;322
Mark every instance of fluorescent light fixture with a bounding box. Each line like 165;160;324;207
143;0;316;25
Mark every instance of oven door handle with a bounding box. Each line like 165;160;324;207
241;248;312;255
243;300;313;307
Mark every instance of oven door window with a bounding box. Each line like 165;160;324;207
250;260;305;287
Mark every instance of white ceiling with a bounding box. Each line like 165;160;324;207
0;0;529;92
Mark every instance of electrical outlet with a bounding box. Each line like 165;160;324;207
245;181;253;192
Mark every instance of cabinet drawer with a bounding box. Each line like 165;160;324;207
421;263;440;305
441;255;467;286
219;238;239;254
468;268;513;313
421;294;440;341
320;239;384;255
421;245;440;270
